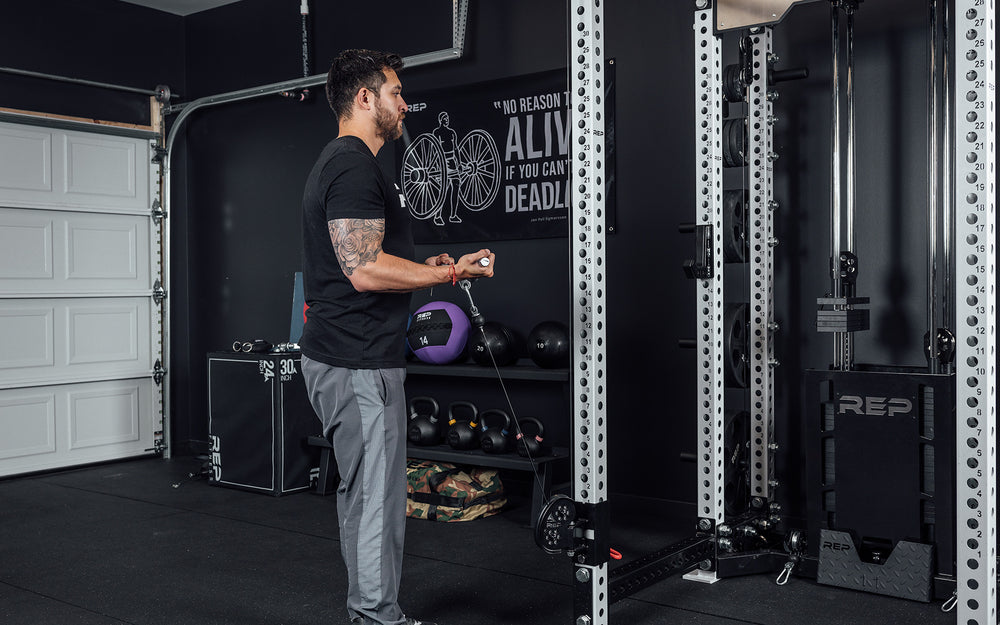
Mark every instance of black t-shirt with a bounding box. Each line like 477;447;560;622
300;136;414;369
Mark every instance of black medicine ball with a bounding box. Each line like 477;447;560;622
527;321;570;368
469;321;518;367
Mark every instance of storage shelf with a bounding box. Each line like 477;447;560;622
406;358;569;381
407;444;568;469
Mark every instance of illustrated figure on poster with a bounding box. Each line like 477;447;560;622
401;111;502;226
431;111;462;226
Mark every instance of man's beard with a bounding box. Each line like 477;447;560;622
375;99;403;141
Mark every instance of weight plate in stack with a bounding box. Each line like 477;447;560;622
723;189;749;263
724;302;749;388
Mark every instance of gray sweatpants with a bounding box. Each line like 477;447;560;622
301;355;408;625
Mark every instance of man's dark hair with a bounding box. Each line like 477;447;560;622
326;49;404;120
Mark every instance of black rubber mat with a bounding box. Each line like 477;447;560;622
0;457;958;625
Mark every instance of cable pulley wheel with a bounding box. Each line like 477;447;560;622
723;303;750;388
723;189;749;263
154;84;171;103
722;64;746;103
534;494;578;555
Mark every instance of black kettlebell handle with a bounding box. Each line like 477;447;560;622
479;409;511;434
409;396;440;424
516;416;545;442
447;401;479;430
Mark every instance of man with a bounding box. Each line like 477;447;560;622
300;49;495;625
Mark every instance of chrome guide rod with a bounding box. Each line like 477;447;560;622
830;3;844;368
928;0;940;373
843;3;856;369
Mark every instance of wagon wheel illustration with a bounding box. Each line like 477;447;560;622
401;133;447;220
457;129;501;211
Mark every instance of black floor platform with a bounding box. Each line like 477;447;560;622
0;457;957;625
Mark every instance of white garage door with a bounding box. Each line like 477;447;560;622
0;116;163;477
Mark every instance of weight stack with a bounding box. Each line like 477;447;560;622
803;366;956;600
207;352;322;496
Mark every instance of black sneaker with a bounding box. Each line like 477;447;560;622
404;618;438;625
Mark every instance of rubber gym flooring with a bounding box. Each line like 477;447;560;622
1;456;957;625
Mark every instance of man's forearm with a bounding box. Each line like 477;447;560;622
347;253;452;293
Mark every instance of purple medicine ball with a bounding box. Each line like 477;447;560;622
406;301;471;364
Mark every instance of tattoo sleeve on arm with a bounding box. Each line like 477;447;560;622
328;218;385;276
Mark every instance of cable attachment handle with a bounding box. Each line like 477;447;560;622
776;558;797;586
941;590;957;613
457;279;485;327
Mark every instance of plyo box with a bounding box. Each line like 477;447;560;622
207;352;321;496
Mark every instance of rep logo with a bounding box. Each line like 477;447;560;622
838;395;913;417
821;541;852;552
209;435;222;481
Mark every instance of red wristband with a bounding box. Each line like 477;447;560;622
449;264;456;286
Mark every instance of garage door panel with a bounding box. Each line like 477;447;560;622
0;391;56;461
0;379;154;475
0;298;151;387
0;121;149;213
67;302;140;365
0;216;52;279
0;208;149;294
64;134;137;198
0;118;160;478
0;125;52;192
0;307;54;369
68;384;140;450
68;220;138;280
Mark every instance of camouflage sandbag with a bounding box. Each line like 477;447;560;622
405;459;506;521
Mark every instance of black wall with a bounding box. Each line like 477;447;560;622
0;0;184;124
3;0;992;523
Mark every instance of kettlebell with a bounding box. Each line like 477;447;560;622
446;401;480;450
479;409;512;454
406;396;441;446
516;417;549;458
